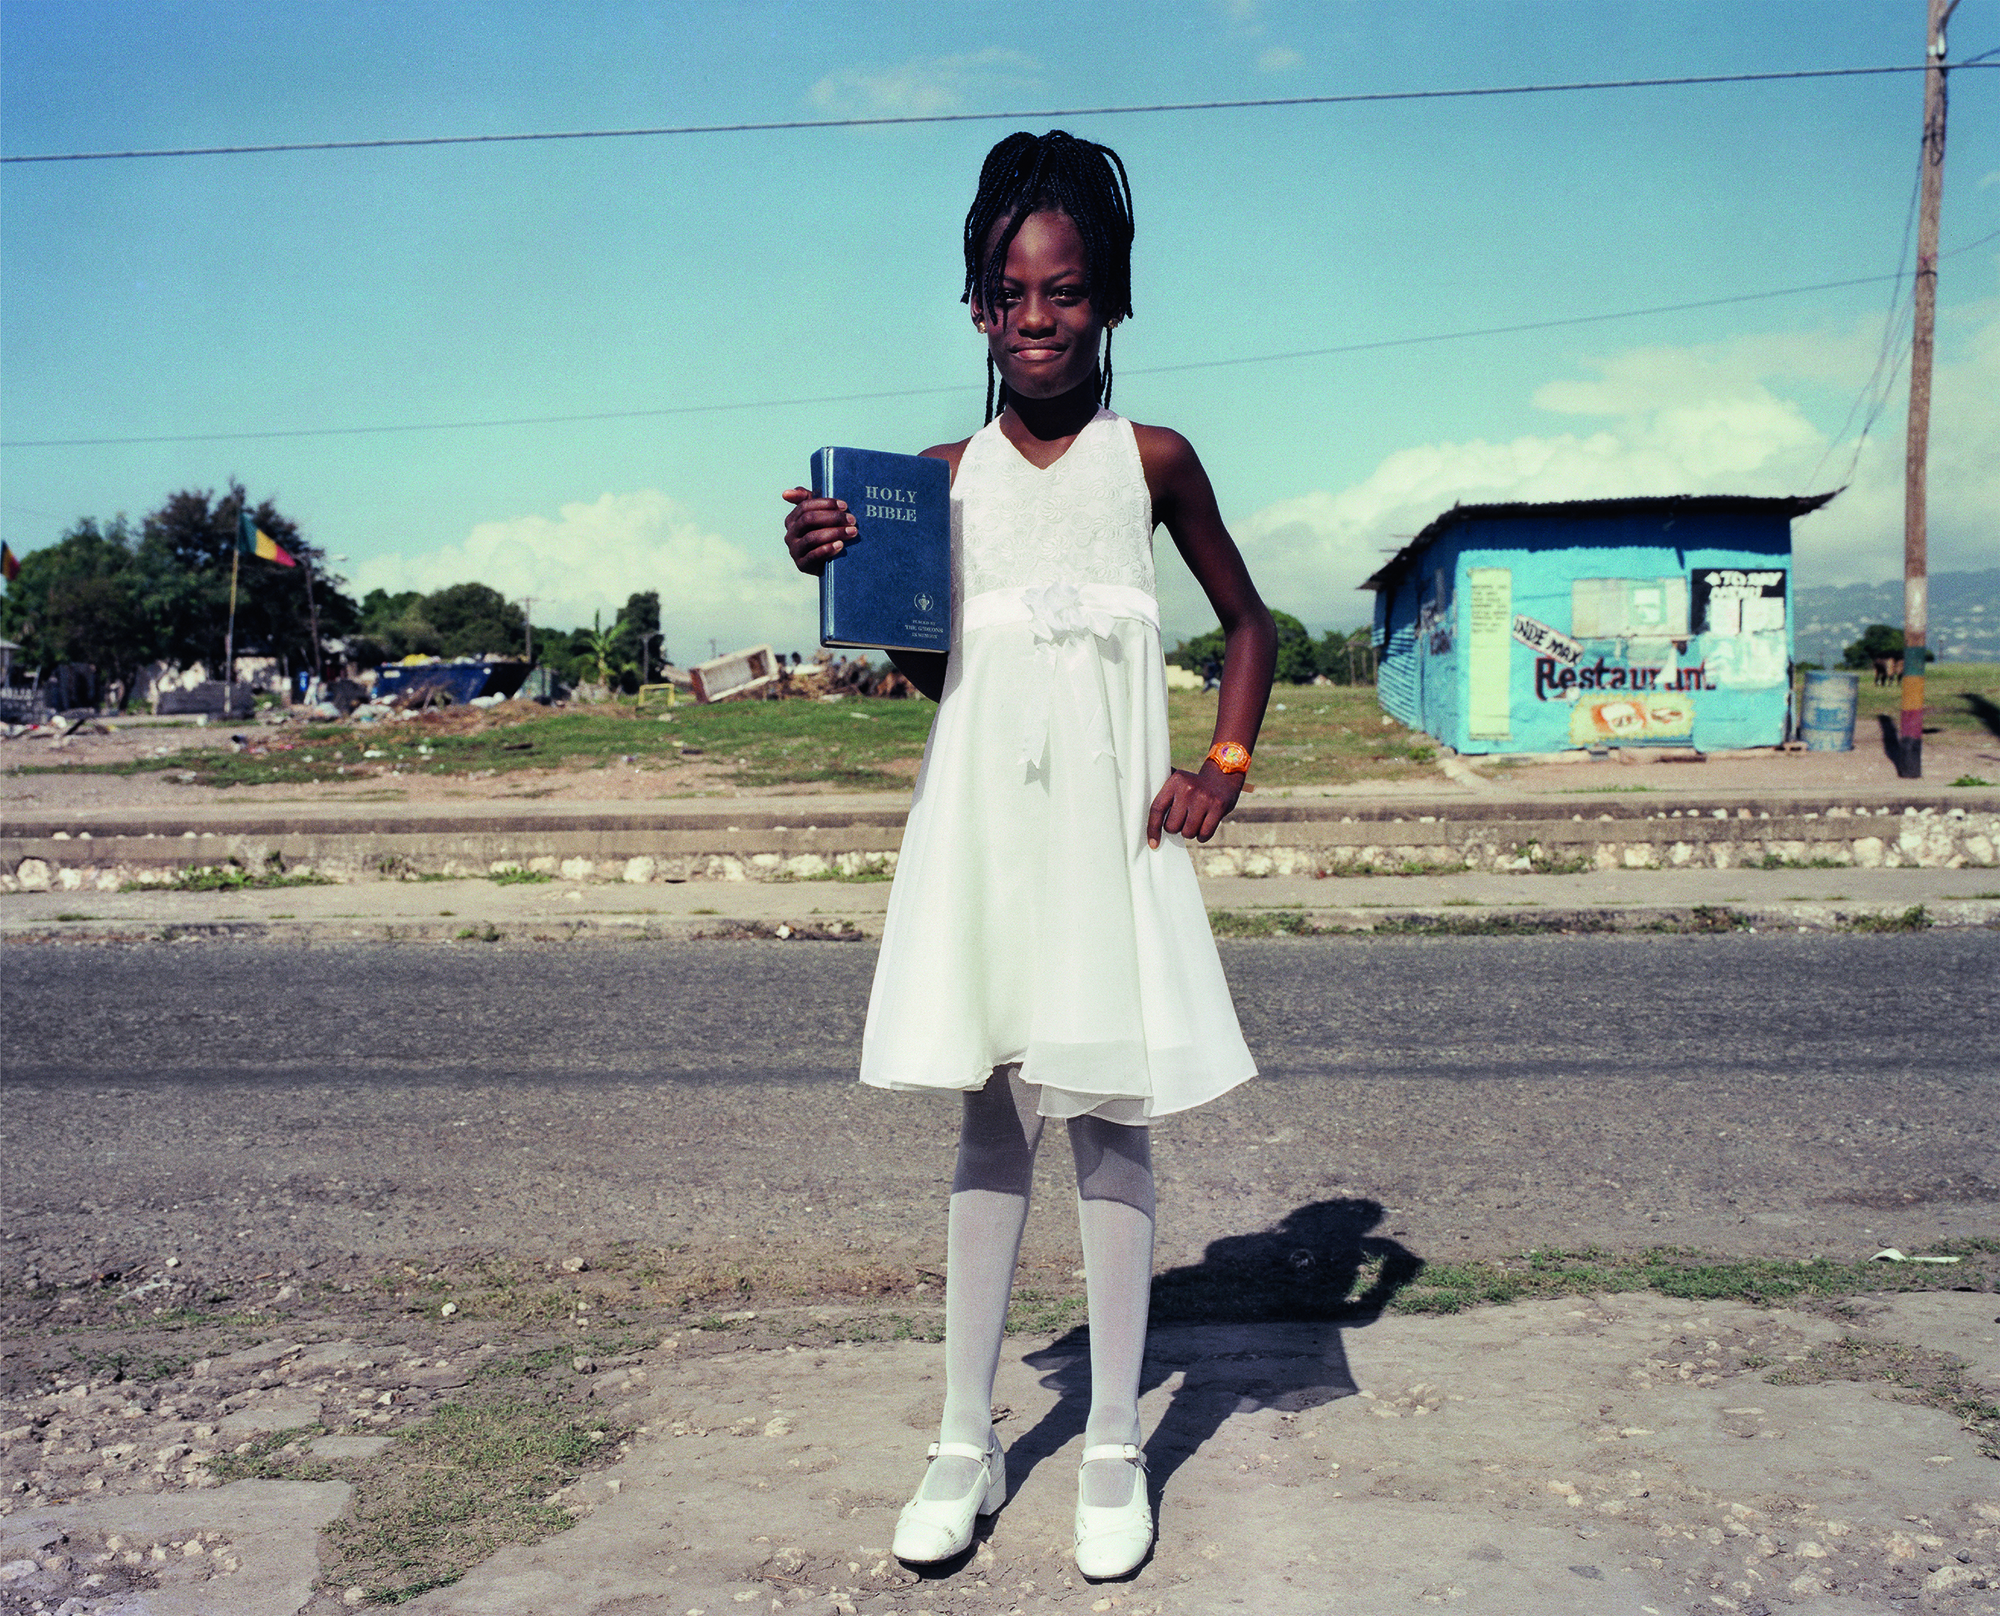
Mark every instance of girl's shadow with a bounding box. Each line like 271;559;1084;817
1006;1198;1422;1504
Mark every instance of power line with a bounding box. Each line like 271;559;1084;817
5;62;1994;164
14;258;1992;451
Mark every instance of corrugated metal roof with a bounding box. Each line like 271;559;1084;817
1360;490;1839;592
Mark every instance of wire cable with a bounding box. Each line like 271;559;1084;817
10;264;1981;450
1809;171;1922;489
5;62;1994;164
1808;223;2000;489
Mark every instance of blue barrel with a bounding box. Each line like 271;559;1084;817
1800;669;1859;751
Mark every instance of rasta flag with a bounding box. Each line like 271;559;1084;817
0;542;18;583
237;511;296;567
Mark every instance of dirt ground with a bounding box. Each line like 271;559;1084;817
7;705;1997;818
0;713;910;811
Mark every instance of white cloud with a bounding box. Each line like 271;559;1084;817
1167;303;2000;634
347;490;816;660
1257;45;1303;72
807;48;1039;119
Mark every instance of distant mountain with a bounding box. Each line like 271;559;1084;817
1793;568;2000;666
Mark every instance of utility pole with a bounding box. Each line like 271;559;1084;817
1898;0;1958;779
520;597;538;663
301;551;324;690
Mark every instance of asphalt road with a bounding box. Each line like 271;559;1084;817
4;934;1995;1293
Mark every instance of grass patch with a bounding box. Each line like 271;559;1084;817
1768;1335;2000;1460
321;1397;623;1604
1671;905;1754;933
123;853;331;893
1561;784;1658;793
1208;909;1330;938
1169;685;1442;789
771;865;896;883
207;1424;332;1484
1318;859;1472;879
1749;854;1851;870
1951;775;1993;787
27;679;1502;793
487;868;551;885
1384;1244;1993;1317
1207;908;1626;938
62;1346;194;1383
1844;662;2000;745
26;699;940;792
1006;1289;1088;1334
454;924;502;943
1842;904;1933;933
53;911;95;922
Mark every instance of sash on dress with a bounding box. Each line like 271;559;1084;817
961;582;1160;773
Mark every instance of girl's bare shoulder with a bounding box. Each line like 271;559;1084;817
921;438;974;485
1123;421;1210;504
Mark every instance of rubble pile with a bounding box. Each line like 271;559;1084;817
764;658;915;702
0;714;112;746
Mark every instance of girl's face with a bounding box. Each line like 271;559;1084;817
975;209;1112;403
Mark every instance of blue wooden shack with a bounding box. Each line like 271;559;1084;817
1365;493;1834;754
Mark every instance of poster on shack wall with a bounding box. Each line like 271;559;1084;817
1453;552;1791;753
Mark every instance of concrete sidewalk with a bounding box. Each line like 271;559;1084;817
5;774;1998;907
3;862;1997;944
3;1291;1996;1615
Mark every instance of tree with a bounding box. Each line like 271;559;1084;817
1270;610;1316;685
422;583;524;658
135;482;356;674
1842;623;1904;670
580;610;635;689
1169;609;1316;684
0;518;149;700
607;591;662;686
1312;626;1375;684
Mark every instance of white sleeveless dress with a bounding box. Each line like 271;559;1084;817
858;409;1256;1124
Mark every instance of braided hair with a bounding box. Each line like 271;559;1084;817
962;130;1135;422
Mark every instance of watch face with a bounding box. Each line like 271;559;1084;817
1210;742;1250;773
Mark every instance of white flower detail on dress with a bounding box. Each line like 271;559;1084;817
1020;582;1119;771
1023;581;1117;645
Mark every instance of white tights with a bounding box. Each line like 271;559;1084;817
919;1065;1154;1511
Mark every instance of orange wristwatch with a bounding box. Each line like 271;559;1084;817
1205;741;1251;775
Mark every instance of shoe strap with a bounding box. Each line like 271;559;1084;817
1080;1443;1145;1467
926;1441;992;1463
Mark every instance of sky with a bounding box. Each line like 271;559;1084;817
2;0;1996;660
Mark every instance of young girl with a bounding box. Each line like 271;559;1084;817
782;129;1276;1580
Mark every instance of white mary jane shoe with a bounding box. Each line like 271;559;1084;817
1073;1442;1153;1580
891;1434;1007;1564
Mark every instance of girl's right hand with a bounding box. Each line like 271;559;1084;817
781;487;856;576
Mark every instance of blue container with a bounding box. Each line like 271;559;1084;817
1799;669;1859;751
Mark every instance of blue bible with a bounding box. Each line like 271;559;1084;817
813;447;951;654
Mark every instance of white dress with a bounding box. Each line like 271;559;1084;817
859;409;1256;1124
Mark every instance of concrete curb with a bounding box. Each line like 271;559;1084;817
6;789;1998;893
8;899;1994;949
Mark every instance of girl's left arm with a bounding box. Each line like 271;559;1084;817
1133;426;1277;849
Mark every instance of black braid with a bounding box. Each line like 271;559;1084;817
962;129;1134;421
